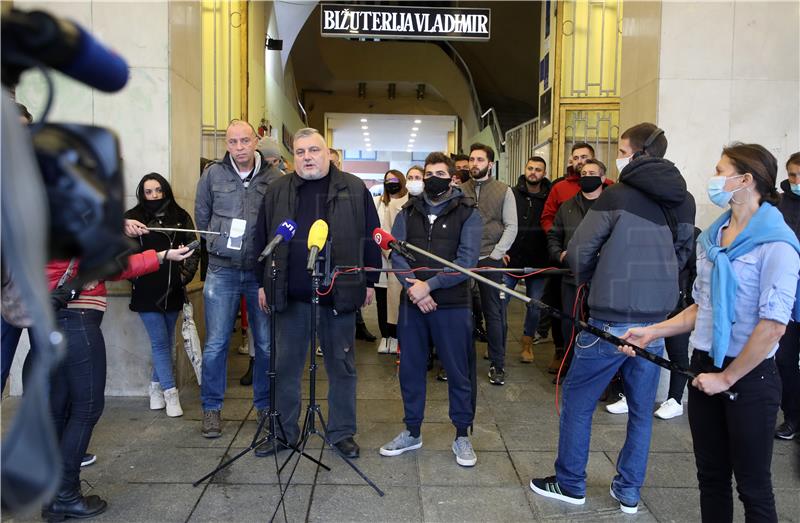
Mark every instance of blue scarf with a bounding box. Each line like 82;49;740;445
698;203;800;367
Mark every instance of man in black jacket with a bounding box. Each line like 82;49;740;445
504;156;551;363
775;151;800;439
254;128;381;459
531;123;696;514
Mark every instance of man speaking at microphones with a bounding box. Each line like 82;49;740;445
378;152;483;467
254;128;380;458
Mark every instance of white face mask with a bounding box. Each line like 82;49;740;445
406;180;424;196
616;155;633;173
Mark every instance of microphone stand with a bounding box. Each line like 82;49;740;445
270;252;384;523
193;260;330;521
338;248;738;402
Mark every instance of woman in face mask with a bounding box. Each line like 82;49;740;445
620;143;800;522
373;170;410;354
124;173;200;416
406;165;425;197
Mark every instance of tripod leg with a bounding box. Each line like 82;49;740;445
273;413;329;470
313;409;385;496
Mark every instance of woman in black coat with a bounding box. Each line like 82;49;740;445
124;173;199;417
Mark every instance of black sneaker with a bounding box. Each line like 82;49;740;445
488;365;505;386
436;366;448;382
610;487;638;514
80;453;97;467
529;476;585;505
775;421;797;440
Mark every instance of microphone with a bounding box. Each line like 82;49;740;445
2;9;129;92
306;219;329;273
257;219;297;262
372;227;416;262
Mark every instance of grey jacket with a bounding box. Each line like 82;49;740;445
566;157;696;323
195;152;281;270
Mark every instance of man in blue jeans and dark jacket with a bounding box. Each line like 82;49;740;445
378;152;482;467
530;123;696;513
254;128;380;458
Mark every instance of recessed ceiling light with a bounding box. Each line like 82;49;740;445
410;133;417;137
408;139;415;143
414;119;421;124
412;127;419;131
360;118;368;123
361;125;368;130
364;137;371;142
363;132;369;136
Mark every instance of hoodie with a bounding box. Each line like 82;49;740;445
566;157;696;323
507;175;552;268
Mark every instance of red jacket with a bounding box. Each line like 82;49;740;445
540;173;614;232
47;250;160;311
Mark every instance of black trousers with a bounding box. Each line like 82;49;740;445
664;331;690;402
50;309;106;492
775;320;800;425
476;258;508;369
539;275;564;348
374;287;397;339
688;351;780;523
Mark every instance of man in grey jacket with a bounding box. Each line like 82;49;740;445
530;123;695;513
460;143;517;385
194;120;280;438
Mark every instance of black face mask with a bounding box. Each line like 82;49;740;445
142;199;167;214
458;169;470;183
424;176;451;199
579;176;603;193
384;181;402;195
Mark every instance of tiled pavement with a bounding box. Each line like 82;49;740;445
3;300;800;522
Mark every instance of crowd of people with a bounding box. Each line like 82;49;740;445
4;110;800;521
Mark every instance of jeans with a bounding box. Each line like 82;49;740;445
1;317;37;392
139;310;180;390
477;257;508;369
275;300;357;445
398;303;474;430
775;320;800;426
688;351;780;523
555;318;664;505
50;309;106;491
502;274;547;337
202;265;270;411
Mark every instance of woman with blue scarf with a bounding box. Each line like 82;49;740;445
620;143;799;522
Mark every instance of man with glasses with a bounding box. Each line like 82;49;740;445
194;120;280;438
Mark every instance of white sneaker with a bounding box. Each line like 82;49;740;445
387;337;399;354
377;337;389;354
237;332;250;354
606;394;628;414
149;382;165;410
654;398;683;419
163;387;183;417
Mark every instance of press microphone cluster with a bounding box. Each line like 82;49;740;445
307;219;329;272
372;228;416;262
2;9;129;92
258;219;298;262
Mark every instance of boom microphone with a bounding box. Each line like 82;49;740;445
306;219;328;273
372;227;416;262
1;9;129;92
258;219;297;262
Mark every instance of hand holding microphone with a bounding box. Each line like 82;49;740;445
307;220;329;273
258;219;298;262
372;228;416;262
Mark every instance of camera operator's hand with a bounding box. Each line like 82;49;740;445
124;219;149;237
157;246;194;264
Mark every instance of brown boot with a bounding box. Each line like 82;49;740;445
548;348;565;374
519;335;534;363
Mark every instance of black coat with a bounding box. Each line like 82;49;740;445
124;202;199;312
507;176;551;268
778;180;800;241
547;192;596;285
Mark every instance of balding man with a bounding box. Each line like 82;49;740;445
195;120;281;438
255;128;381;458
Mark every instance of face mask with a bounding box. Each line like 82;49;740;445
384;181;402;195
707;175;744;208
616;155;632;173
458;169;470;183
407;180;424;196
424;176;451;199
791;183;800;196
142;199;166;214
579;176;603;194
